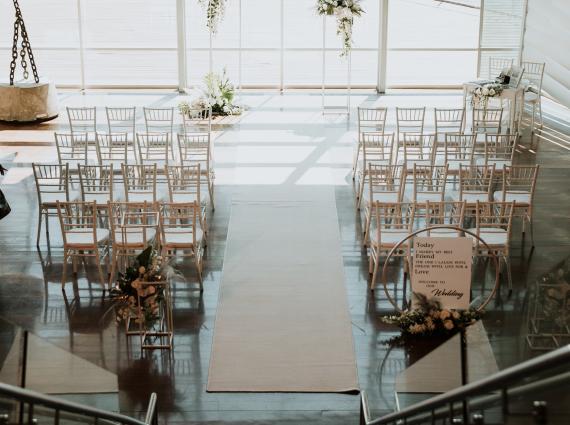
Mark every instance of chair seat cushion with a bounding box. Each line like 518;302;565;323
449;193;490;203
41;190;80;205
163;228;203;248
475;158;511;168
364;191;401;205
415;192;445;203
466;228;508;246
83;193;117;204
126;193;162;203
66;228;109;247
370;230;410;247
524;92;540;102
114;228;156;246
425;228;462;238
170;193;208;206
444;160;471;171
493;191;530;205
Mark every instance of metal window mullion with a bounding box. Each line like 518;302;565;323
76;0;86;90
176;0;188;91
476;0;485;77
321;15;326;110
377;0;389;93
280;0;284;92
238;0;242;94
518;0;529;65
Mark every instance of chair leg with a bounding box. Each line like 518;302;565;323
36;209;43;248
362;213;371;248
93;250;106;291
61;249;69;291
503;255;513;293
45;211;50;247
530;102;536;135
356;176;365;210
109;248;118;287
352;146;360;180
538;98;543;129
370;255;380;291
195;253;203;292
529;214;535;248
208;175;215;211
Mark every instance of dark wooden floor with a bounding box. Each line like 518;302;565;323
0;91;569;424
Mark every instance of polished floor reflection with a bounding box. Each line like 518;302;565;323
0;91;569;424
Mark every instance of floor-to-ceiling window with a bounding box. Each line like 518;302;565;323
0;0;81;86
0;0;526;90
82;0;178;87
386;0;480;87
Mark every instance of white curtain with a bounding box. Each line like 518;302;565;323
523;0;570;108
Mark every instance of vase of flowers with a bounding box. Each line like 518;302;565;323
113;246;174;349
471;82;503;108
317;0;364;57
179;69;243;117
199;0;227;33
382;293;482;337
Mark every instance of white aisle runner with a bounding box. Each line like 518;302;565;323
207;186;359;393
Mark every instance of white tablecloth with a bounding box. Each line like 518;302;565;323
462;82;525;134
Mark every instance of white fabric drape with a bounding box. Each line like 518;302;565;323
523;0;570;108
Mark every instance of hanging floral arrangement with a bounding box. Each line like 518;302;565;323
199;0;228;34
317;0;364;57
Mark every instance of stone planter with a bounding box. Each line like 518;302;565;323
0;81;58;123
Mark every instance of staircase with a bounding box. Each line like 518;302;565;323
361;344;570;425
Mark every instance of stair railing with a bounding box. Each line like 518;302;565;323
361;344;570;425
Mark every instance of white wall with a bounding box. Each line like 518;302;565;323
523;0;570;107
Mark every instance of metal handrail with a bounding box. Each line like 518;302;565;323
0;382;157;425
362;344;570;425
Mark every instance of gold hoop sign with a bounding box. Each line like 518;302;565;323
380;225;500;313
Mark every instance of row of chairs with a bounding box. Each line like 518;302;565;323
360;163;538;247
352;106;508;175
55;130;214;171
65;105;212;141
366;200;516;291
353;132;519;204
355;133;518;208
55;200;205;292
33;163;212;247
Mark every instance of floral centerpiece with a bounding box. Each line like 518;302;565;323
471;82;504;108
179;69;243;117
382;293;483;336
113;246;170;330
317;0;364;57
199;0;228;33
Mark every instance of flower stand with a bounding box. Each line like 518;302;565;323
136;281;174;350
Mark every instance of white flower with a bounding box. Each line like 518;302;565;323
482;87;489;96
335;6;353;20
489;88;496;96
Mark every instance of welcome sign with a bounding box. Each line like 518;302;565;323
412;237;472;310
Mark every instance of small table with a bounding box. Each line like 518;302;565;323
462;81;525;135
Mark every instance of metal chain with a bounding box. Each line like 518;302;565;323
9;0;40;85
